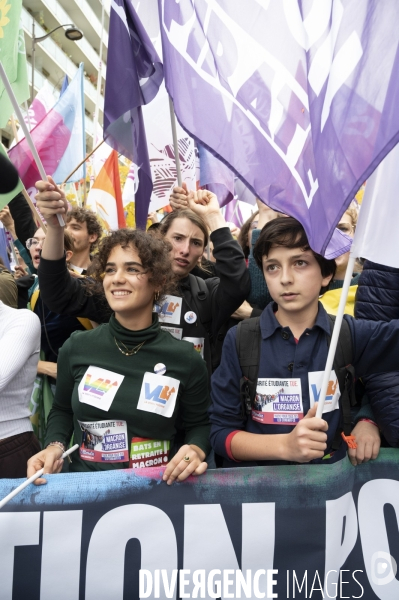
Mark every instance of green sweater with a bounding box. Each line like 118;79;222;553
45;314;211;472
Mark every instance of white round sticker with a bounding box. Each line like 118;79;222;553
154;363;166;375
184;311;197;324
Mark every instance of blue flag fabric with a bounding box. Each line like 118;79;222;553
59;74;69;97
159;0;399;257
104;0;163;228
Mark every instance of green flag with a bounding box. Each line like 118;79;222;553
0;143;23;211
0;0;29;128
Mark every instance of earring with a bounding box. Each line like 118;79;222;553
154;291;160;303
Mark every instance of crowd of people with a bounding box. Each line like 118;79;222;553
0;166;397;484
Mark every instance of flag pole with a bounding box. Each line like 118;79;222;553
315;253;356;418
62;139;105;184
0;61;65;227
316;185;378;419
169;96;182;187
92;0;105;173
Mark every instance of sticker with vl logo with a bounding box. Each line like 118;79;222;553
153;295;182;325
137;372;180;418
308;370;340;413
78;366;125;412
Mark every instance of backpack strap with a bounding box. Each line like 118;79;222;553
188;274;213;324
236;317;262;418
328;314;356;449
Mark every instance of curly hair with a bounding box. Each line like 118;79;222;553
87;229;177;300
66;207;103;251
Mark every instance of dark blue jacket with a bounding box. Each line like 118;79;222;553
355;260;399;446
210;302;399;466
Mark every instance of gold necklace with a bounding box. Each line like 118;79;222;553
114;337;146;356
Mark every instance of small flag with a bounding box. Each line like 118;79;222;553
86;150;126;231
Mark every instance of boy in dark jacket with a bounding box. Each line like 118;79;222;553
210;217;388;467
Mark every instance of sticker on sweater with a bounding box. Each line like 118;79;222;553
154;295;182;325
183;336;205;359
160;325;183;340
252;378;303;425
78;366;124;412
137;372;180;418
78;419;128;463
184;311;197;324
130;437;170;469
308;370;340;413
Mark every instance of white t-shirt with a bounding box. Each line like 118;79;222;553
0;302;41;439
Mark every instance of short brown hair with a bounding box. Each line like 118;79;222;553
66;207;102;251
63;230;75;254
253;217;336;294
158;209;208;248
88;229;177;300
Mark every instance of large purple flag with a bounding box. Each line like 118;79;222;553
159;0;399;256
104;0;163;228
198;143;234;207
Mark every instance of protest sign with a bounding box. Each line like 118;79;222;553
1;450;398;599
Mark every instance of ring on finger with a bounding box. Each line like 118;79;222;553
183;455;190;463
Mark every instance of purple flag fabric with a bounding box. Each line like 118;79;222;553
223;198;244;228
198;143;234;207
104;0;163;228
159;0;399;256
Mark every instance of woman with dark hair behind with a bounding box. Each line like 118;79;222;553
27;229;211;483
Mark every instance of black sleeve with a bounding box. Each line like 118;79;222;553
8;192;37;248
209;227;251;336
38;255;111;323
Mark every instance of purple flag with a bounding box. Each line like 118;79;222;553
159;0;399;256
198;143;234;207
104;0;163;228
223;198;244;228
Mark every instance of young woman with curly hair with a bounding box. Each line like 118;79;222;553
28;229;211;484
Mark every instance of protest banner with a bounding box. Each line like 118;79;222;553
1;449;398;599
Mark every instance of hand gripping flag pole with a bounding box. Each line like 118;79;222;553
0;61;65;227
315;194;376;447
0;444;79;510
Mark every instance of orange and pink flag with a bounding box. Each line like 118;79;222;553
87;150;126;231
